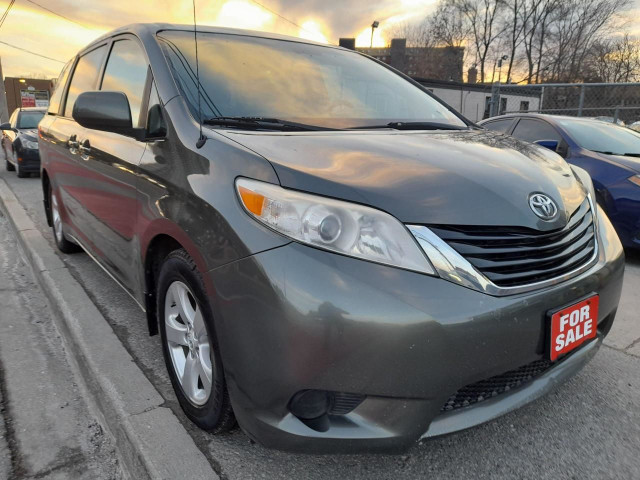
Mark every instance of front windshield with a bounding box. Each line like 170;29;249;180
557;118;640;155
17;111;44;129
156;31;466;130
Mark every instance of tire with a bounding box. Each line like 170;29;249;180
6;158;15;171
16;164;28;178
49;184;80;253
157;249;235;433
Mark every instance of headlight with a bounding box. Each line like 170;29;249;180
23;140;38;150
629;174;640;187
236;178;436;275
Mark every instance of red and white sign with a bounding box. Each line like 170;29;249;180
549;295;599;361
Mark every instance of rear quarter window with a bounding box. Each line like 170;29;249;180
483;118;514;133
48;60;73;115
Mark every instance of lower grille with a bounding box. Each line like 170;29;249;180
429;198;596;288
440;359;553;413
329;392;366;415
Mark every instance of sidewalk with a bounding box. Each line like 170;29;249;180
0;212;122;479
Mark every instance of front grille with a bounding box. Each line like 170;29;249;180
441;359;553;412
429;199;596;288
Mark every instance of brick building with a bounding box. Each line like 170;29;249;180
339;38;464;82
3;76;54;116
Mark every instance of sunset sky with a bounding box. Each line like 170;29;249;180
0;0;639;79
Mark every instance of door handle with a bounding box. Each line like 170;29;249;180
67;137;79;153
79;141;91;159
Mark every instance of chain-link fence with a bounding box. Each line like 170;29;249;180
485;82;640;125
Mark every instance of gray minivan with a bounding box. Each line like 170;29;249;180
38;24;624;453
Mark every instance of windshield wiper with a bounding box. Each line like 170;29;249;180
591;150;640;157
349;121;469;131
203;116;333;131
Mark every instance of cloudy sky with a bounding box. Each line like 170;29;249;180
0;0;638;79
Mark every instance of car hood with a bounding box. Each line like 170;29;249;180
597;152;640;173
18;128;38;141
224;129;586;230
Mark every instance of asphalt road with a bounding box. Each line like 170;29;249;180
2;169;640;479
0;211;123;479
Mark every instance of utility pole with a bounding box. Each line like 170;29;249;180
370;21;379;48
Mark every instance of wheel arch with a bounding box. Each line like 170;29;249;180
41;169;52;227
141;224;212;336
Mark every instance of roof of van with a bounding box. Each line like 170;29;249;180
86;23;334;51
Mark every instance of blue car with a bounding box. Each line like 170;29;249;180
480;114;640;248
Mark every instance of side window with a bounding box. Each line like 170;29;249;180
483;118;513;133
146;80;166;138
64;45;108;118
100;39;149;128
48;60;73;115
512;119;562;143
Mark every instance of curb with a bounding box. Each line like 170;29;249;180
0;178;218;480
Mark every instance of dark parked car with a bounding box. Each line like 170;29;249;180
38;24;624;453
480;114;640;248
1;107;46;177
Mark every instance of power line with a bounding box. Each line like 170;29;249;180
24;0;89;29
249;0;317;37
0;39;65;63
0;0;16;29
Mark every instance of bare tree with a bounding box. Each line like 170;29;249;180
428;1;470;48
519;0;558;83
544;0;631;82
385;20;433;47
450;0;507;83
585;33;640;82
502;0;539;82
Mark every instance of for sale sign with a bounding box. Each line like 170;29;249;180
20;90;36;107
20;90;49;108
549;295;599;361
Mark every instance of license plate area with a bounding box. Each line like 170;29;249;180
549;295;599;362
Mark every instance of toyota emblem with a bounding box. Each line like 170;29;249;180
529;193;558;220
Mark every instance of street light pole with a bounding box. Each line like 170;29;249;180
370;20;379;48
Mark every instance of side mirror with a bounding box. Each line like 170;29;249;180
72;91;145;141
535;139;559;152
0;122;11;131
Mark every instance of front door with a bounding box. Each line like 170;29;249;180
74;36;150;293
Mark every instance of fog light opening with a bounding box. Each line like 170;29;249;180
289;390;332;432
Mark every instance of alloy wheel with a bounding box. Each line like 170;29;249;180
164;281;213;406
51;191;64;243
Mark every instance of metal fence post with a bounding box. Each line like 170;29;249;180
578;84;585;117
614;106;620;124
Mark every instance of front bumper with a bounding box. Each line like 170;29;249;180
16;148;41;172
602;179;640;248
208;209;624;453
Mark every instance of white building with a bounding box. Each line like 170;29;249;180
415;78;541;123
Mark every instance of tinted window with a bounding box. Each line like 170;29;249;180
157;31;466;130
17;111;45;129
64;45;107;118
101;39;149;128
557;118;640;155
512;119;561;143
483;118;513;133
48;60;73;115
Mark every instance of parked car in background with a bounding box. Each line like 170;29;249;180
628;120;640;133
1;107;46;177
590;116;625;126
38;24;624;453
481;114;640;248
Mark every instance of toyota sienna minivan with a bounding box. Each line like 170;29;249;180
38;24;625;453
